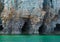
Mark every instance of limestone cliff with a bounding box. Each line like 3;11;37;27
0;0;60;34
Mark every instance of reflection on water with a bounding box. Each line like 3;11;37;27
0;35;60;42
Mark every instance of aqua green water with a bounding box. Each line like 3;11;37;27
0;35;60;42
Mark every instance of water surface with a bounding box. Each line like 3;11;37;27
0;35;60;42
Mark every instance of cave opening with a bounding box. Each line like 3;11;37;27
54;24;60;31
21;19;30;34
38;23;45;34
0;24;3;31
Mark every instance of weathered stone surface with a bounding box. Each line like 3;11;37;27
1;0;60;34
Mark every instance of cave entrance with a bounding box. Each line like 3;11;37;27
0;24;3;31
54;24;60;31
39;23;45;34
21;19;30;34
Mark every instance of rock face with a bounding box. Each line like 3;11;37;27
0;1;4;31
0;0;60;34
